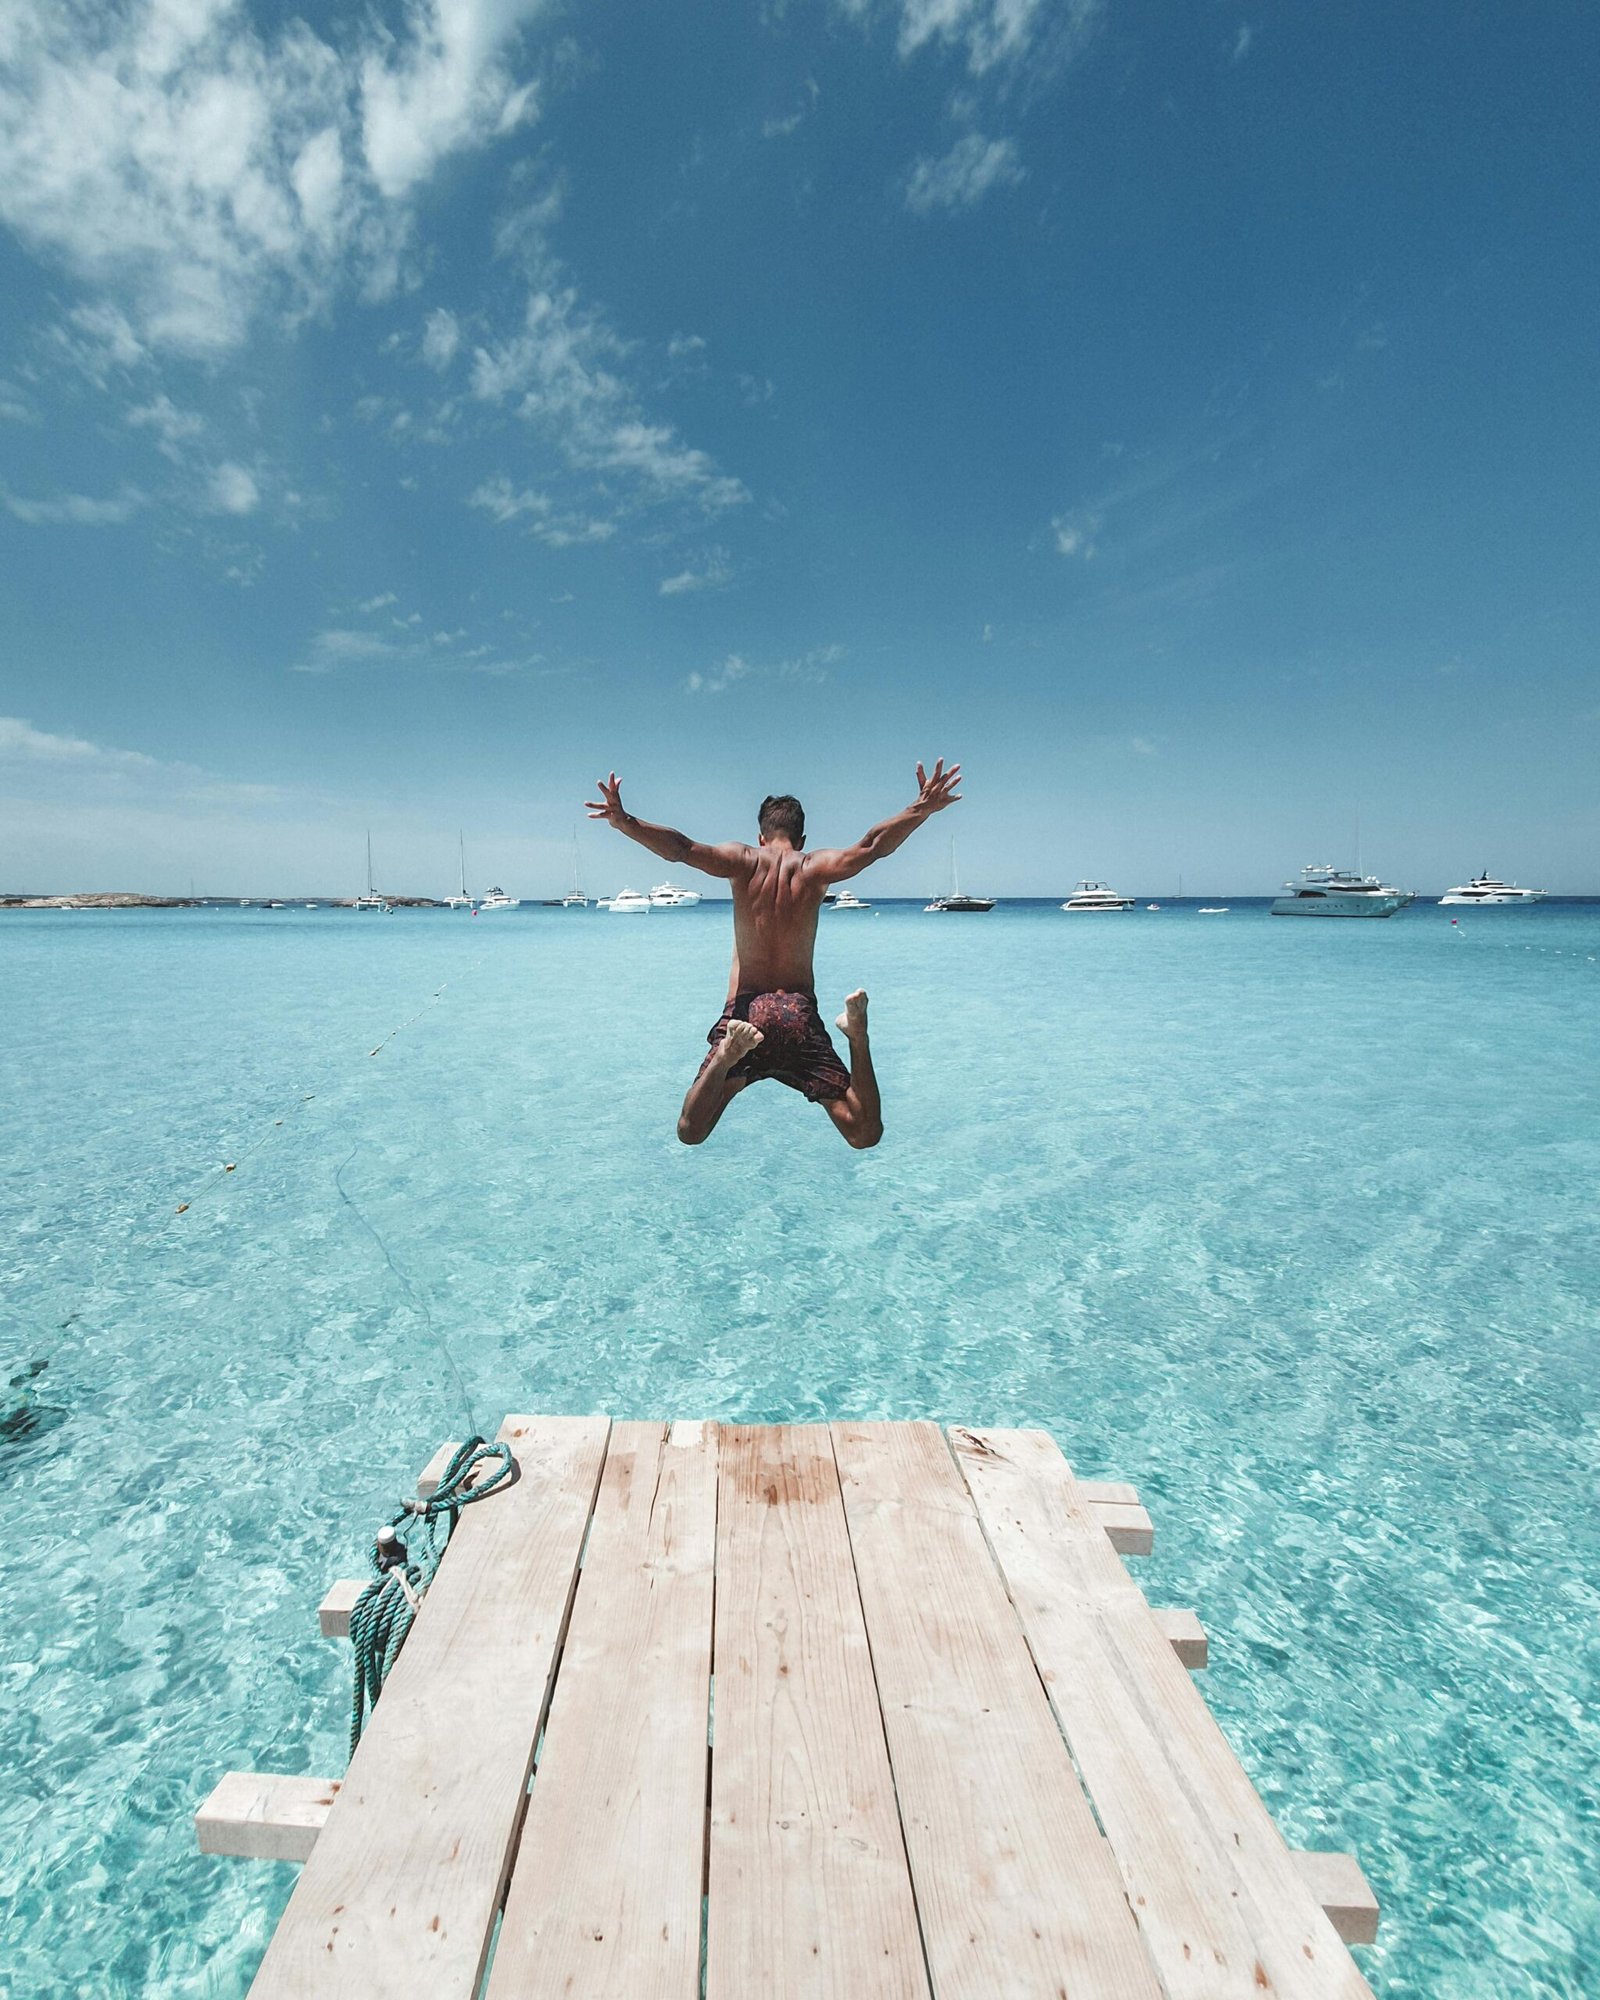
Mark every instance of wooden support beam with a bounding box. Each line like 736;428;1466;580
1090;1499;1154;1556
196;1773;339;1863
415;1439;463;1500
1151;1606;1208;1668
1291;1851;1380;1946
318;1579;364;1639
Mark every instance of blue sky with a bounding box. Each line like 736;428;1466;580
1;0;1596;896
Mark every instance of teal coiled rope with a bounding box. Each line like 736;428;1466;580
347;1436;516;1756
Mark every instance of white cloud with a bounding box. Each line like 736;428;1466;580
471;285;748;521
0;715;161;770
468;476;551;524
685;642;841;695
209;461;260;514
660;550;732;595
1231;24;1254;64
356;591;398;613
293;623;526;675
685;655;751;696
1129;736;1157;757
421;306;461;370
360;0;547;200
126;393;205;457
905;131;1023;214
0;0;547;357
4;486;145;525
886;0;1101;74
1052;510;1099;558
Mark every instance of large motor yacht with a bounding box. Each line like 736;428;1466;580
478;886;521;911
1061;881;1134;912
1271;865;1414;917
829;889;871;910
1439;872;1543;906
649;882;702;908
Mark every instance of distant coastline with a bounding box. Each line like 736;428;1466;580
0;893;444;911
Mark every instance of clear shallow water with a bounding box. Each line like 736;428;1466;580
2;899;1597;1998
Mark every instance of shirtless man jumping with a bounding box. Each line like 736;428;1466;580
585;761;961;1148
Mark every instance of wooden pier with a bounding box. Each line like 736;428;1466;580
199;1416;1379;1998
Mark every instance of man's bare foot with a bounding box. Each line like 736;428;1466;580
715;1019;763;1066
837;990;869;1041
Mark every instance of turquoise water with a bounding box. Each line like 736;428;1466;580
2;900;1597;1997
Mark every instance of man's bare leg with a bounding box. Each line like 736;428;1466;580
677;1020;761;1145
825;990;884;1150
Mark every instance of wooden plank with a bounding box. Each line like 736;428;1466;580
486;1422;718;2000
1078;1479;1141;1507
1292;1853;1380;1946
1091;1499;1154;1556
951;1428;1373;2000
318;1579;364;1640
416;1440;464;1501
1151;1606;1208;1668
246;1414;610;2000
831;1420;1163;2000
198;1774;340;1863
706;1425;929;2000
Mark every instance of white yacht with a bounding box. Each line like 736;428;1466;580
560;830;589;907
353;832;387;912
445;832;474;910
830;889;871;910
478;886;521;911
1271;865;1414;917
925;838;995;912
1061;881;1134;912
649;882;702;908
608;888;652;914
1439;872;1543;906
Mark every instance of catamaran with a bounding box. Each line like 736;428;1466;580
561;831;588;907
1060;881;1134;912
445;832;474;911
353;833;386;912
925;838;994;912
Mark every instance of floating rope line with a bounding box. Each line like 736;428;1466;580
334;1143;477;1438
347;1436;515;1755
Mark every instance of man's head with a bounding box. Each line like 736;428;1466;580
758;793;805;848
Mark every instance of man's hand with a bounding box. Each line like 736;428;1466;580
585;772;628;828
914;759;962;815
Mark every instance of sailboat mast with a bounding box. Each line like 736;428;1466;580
366;831;374;896
458;829;467;899
950;834;960;899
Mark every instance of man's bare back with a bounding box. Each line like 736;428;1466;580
585;761;961;1147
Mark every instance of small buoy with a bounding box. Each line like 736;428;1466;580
175;1202;190;1214
224;1162;237;1173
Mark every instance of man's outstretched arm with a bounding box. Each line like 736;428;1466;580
585;773;752;880
807;760;962;883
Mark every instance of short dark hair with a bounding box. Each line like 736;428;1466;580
758;793;805;843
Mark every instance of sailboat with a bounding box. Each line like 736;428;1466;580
445;832;474;911
353;832;387;912
924;837;994;912
561;830;588;908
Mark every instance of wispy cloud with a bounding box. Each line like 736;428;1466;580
4;486;145;526
0;0;550;357
126;393;205;459
471;284;748;522
1231;24;1255;64
467;475;616;547
421;307;462;370
905;132;1023;214
293;623;529;676
1052;510;1100;558
0;713;289;808
208;463;260;515
685;642;841;694
848;0;1102;77
660;550;732;595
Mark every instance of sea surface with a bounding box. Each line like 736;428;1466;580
2;898;1597;1998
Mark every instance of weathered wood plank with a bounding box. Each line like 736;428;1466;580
416;1441;464;1501
246;1414;610;2000
317;1579;364;1640
1078;1479;1141;1507
486;1422;719;2000
951;1428;1373;1999
1091;1499;1155;1556
707;1425;929;2000
1151;1606;1209;1668
1292;1853;1380;1946
197;1774;340;1863
832;1420;1163;2000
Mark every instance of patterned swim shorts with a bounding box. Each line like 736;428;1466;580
701;989;851;1103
